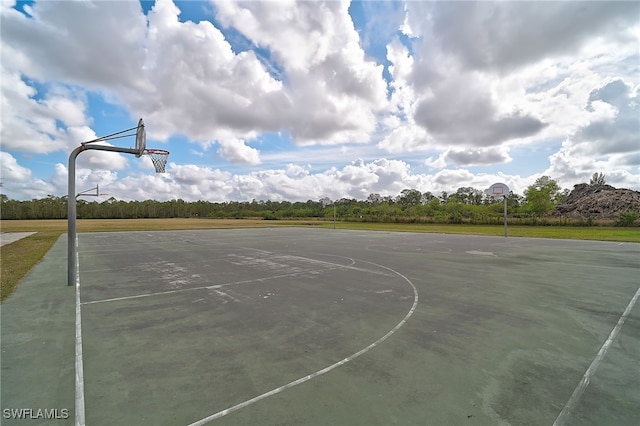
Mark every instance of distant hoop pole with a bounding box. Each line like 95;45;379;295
503;195;508;237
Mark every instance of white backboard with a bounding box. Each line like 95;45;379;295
485;182;510;196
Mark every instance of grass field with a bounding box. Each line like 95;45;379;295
1;218;639;301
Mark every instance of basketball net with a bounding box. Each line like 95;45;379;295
145;149;169;173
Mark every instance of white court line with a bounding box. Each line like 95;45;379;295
186;258;419;426
82;258;355;306
74;237;86;426
552;285;640;426
239;248;394;277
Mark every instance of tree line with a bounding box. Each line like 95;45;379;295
0;175;613;225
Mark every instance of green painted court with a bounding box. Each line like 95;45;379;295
2;228;639;425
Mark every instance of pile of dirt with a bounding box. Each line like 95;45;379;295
553;183;640;219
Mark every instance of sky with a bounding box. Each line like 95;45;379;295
1;0;639;203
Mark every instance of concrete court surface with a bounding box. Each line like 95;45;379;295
0;232;36;247
1;228;638;426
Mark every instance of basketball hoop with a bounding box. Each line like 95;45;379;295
485;182;511;238
144;149;170;173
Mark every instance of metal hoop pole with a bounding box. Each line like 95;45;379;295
68;145;84;286
67;144;140;286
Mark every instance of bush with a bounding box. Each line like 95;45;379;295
615;211;638;227
262;212;279;220
448;211;463;224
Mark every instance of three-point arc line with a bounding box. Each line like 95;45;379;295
73;244;636;426
186;258;419;426
74;253;417;425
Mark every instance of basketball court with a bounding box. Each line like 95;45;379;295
1;228;639;425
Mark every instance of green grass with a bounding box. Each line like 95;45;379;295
1;231;61;300
1;218;638;301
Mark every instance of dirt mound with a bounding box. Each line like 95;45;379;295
553;183;640;219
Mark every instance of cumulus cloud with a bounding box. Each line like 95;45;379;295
139;0;286;142
0;70;82;153
2;0;389;150
445;148;512;167
421;1;639;72
575;78;640;155
424;153;447;170
545;77;640;188
216;138;261;165
213;0;389;144
413;73;547;147
377;37;431;153
1;0;638;203
0;0;149;90
379;5;550;154
379;0;637;162
78;148;130;172
1;151;32;181
0;151;54;199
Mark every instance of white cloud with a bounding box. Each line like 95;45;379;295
0;0;149;89
421;1;639;73
79;148;130;172
213;0;389;144
0;70;78;153
0;151;54;199
139;0;287;142
411;66;547;148
216;138;261;165
575;78;640;155
285;164;309;179
377;124;431;154
1;0;638;204
424;153;447;170
445;147;512;167
43;158;529;203
1;151;32;181
377;37;431;154
544;77;640;190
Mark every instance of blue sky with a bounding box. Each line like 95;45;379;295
1;0;639;202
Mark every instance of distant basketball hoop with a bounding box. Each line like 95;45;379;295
486;182;510;197
485;183;510;237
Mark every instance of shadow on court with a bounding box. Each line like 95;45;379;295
2;228;639;425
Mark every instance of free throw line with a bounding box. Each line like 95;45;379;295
187;258;419;426
82;256;356;306
553;285;640;426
